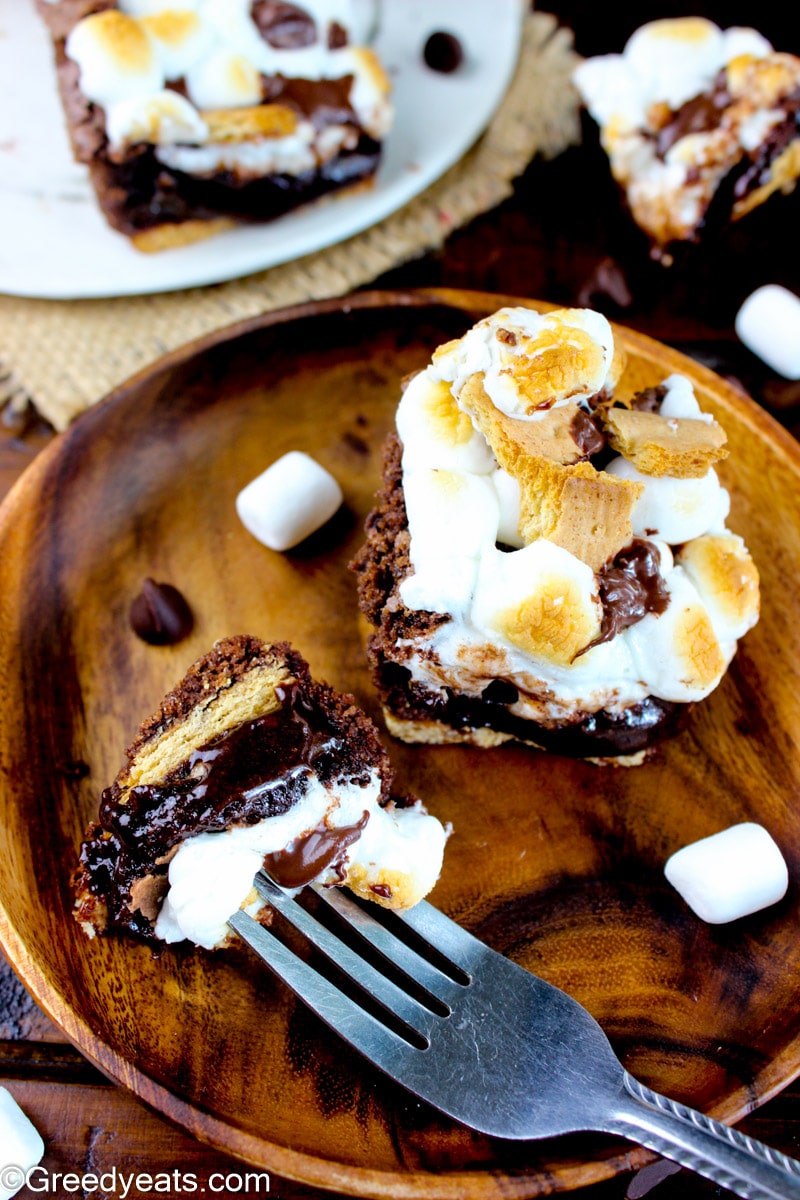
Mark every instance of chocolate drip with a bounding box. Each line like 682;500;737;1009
656;71;732;157
99;684;345;863
733;101;800;200
581;540;670;656
264;811;369;888
251;1;317;49
570;408;606;458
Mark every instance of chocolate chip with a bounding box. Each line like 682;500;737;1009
130;579;194;646
577;256;633;312
481;679;519;706
423;31;464;73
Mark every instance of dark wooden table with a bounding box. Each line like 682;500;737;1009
2;3;800;1197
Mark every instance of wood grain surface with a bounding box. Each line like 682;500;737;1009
1;290;800;1198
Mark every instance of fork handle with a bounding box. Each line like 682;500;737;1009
604;1071;800;1200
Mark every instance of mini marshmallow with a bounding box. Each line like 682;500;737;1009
664;822;788;923
236;451;343;551
735;285;800;379
0;1088;45;1200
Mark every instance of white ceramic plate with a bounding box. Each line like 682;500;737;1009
0;0;523;299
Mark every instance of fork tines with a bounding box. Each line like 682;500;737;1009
228;874;469;1064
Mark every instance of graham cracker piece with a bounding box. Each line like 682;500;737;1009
516;458;643;571
459;374;587;465
131;217;238;252
600;408;728;477
203;104;301;142
118;659;292;795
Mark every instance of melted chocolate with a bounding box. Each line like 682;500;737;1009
251;1;317;49
261;74;356;129
580;540;670;656
264;811;369;888
129;579;193;645
733;103;800;200
99;684;345;863
377;668;687;759
629;385;667;414
570;408;606;458
656;72;731;157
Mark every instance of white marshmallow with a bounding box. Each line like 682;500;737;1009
185;47;263;109
236;451;343;551
140;9;214;81
0;1088;44;1200
105;90;208;150
606;458;730;544
664;823;788;923
66;12;164;107
155;772;447;948
735;285;800;379
658;373;713;423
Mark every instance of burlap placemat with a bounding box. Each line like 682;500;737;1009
0;11;581;432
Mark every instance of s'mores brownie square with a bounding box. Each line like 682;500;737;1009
573;18;800;261
74;637;447;948
35;1;392;251
351;307;760;764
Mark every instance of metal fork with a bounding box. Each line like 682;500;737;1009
229;874;800;1199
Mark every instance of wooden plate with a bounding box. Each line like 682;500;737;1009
1;289;799;1199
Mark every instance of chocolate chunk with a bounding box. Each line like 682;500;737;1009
577;257;633;312
328;20;348;49
570;408;606;458
130;579;194;646
580;540;670;656
251;0;317;49
423;31;464;73
481;679;519;705
629;385;667;414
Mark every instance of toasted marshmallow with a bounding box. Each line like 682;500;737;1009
626;567;725;701
0;1089;44;1200
185;47;263;109
397;370;495;475
575;18;772;133
677;534;760;642
625;18;726;111
432;307;616;419
236;451;343;551
472;541;601;668
665;823;788;923
155;771;446;948
140;9;214;80
66;11;164;107
106;89;208;150
606;458;730;543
